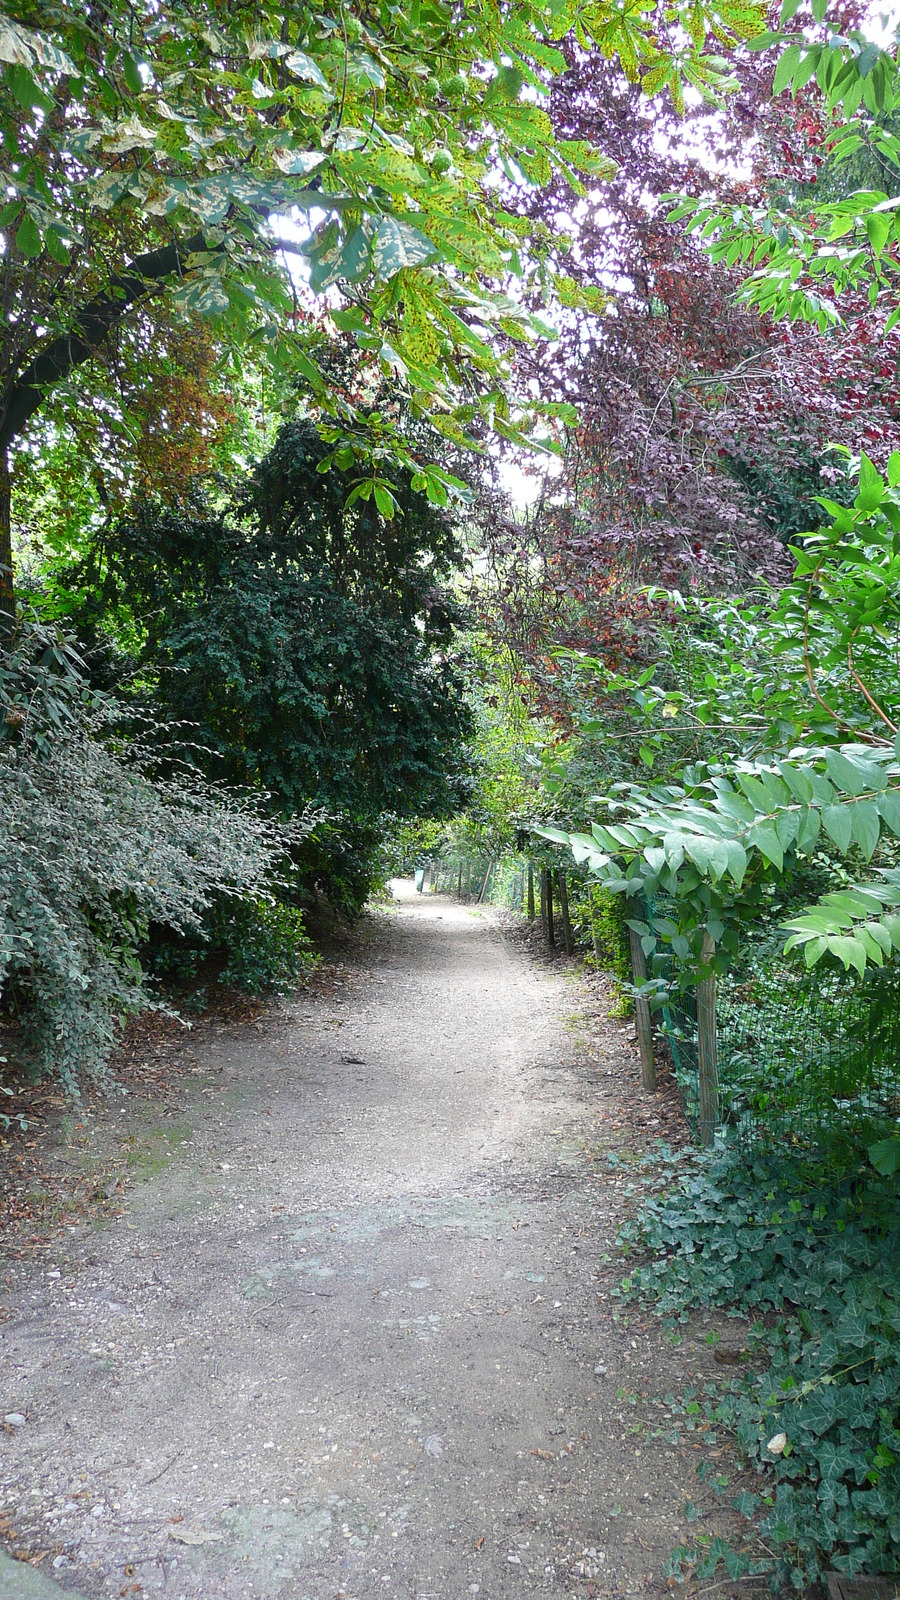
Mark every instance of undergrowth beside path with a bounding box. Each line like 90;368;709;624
620;1149;900;1593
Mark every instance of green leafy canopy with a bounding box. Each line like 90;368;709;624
668;15;900;327
0;0;766;476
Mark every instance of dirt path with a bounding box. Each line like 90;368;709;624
0;885;720;1600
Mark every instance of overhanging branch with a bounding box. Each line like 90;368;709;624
0;231;210;455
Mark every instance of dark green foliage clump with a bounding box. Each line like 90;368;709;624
620;1150;900;1591
218;899;319;996
147;896;320;999
58;420;473;914
582;883;633;1013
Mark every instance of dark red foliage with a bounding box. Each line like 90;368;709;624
480;44;900;705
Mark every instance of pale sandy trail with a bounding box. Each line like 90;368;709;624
0;884;678;1600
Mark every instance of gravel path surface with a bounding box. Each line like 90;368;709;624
0;884;696;1600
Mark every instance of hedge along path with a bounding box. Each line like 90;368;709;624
0;885;758;1599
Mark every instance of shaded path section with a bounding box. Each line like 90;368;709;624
0;885;679;1599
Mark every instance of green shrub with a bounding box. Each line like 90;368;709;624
0;619;292;1089
218;899;319;995
581;883;633;1014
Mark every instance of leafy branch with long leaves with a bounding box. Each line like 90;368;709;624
540;453;900;982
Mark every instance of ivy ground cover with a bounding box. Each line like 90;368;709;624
618;1150;900;1591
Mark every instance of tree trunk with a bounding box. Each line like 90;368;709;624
0;445;13;632
526;861;535;918
626;895;656;1091
557;870;574;956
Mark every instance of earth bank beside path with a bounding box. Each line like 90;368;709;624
0;884;731;1599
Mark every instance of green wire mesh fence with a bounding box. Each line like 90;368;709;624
661;951;900;1164
428;854;529;910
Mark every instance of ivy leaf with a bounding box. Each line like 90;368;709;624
869;1135;900;1176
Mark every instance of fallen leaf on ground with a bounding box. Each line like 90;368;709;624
170;1528;224;1545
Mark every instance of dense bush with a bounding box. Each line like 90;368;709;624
0;619;296;1088
48;420;475;909
149;895;320;998
218;899;319;996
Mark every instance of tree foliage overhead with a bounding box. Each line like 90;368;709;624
497;35;900;607
673;5;900;327
0;0;767;494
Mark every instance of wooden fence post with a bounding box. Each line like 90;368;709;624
626;896;656;1091
591;885;602;958
527;862;535;919
697;929;719;1145
557;870;575;956
457;863;462;898
542;868;555;946
477;860;493;904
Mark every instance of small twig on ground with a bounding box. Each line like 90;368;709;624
141;1448;184;1487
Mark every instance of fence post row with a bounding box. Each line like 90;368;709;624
626;895;656;1091
696;928;719;1145
557;870;575;957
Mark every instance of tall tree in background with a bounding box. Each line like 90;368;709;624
50;418;474;906
480;22;900;702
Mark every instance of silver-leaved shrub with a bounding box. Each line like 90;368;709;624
0;618;292;1088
